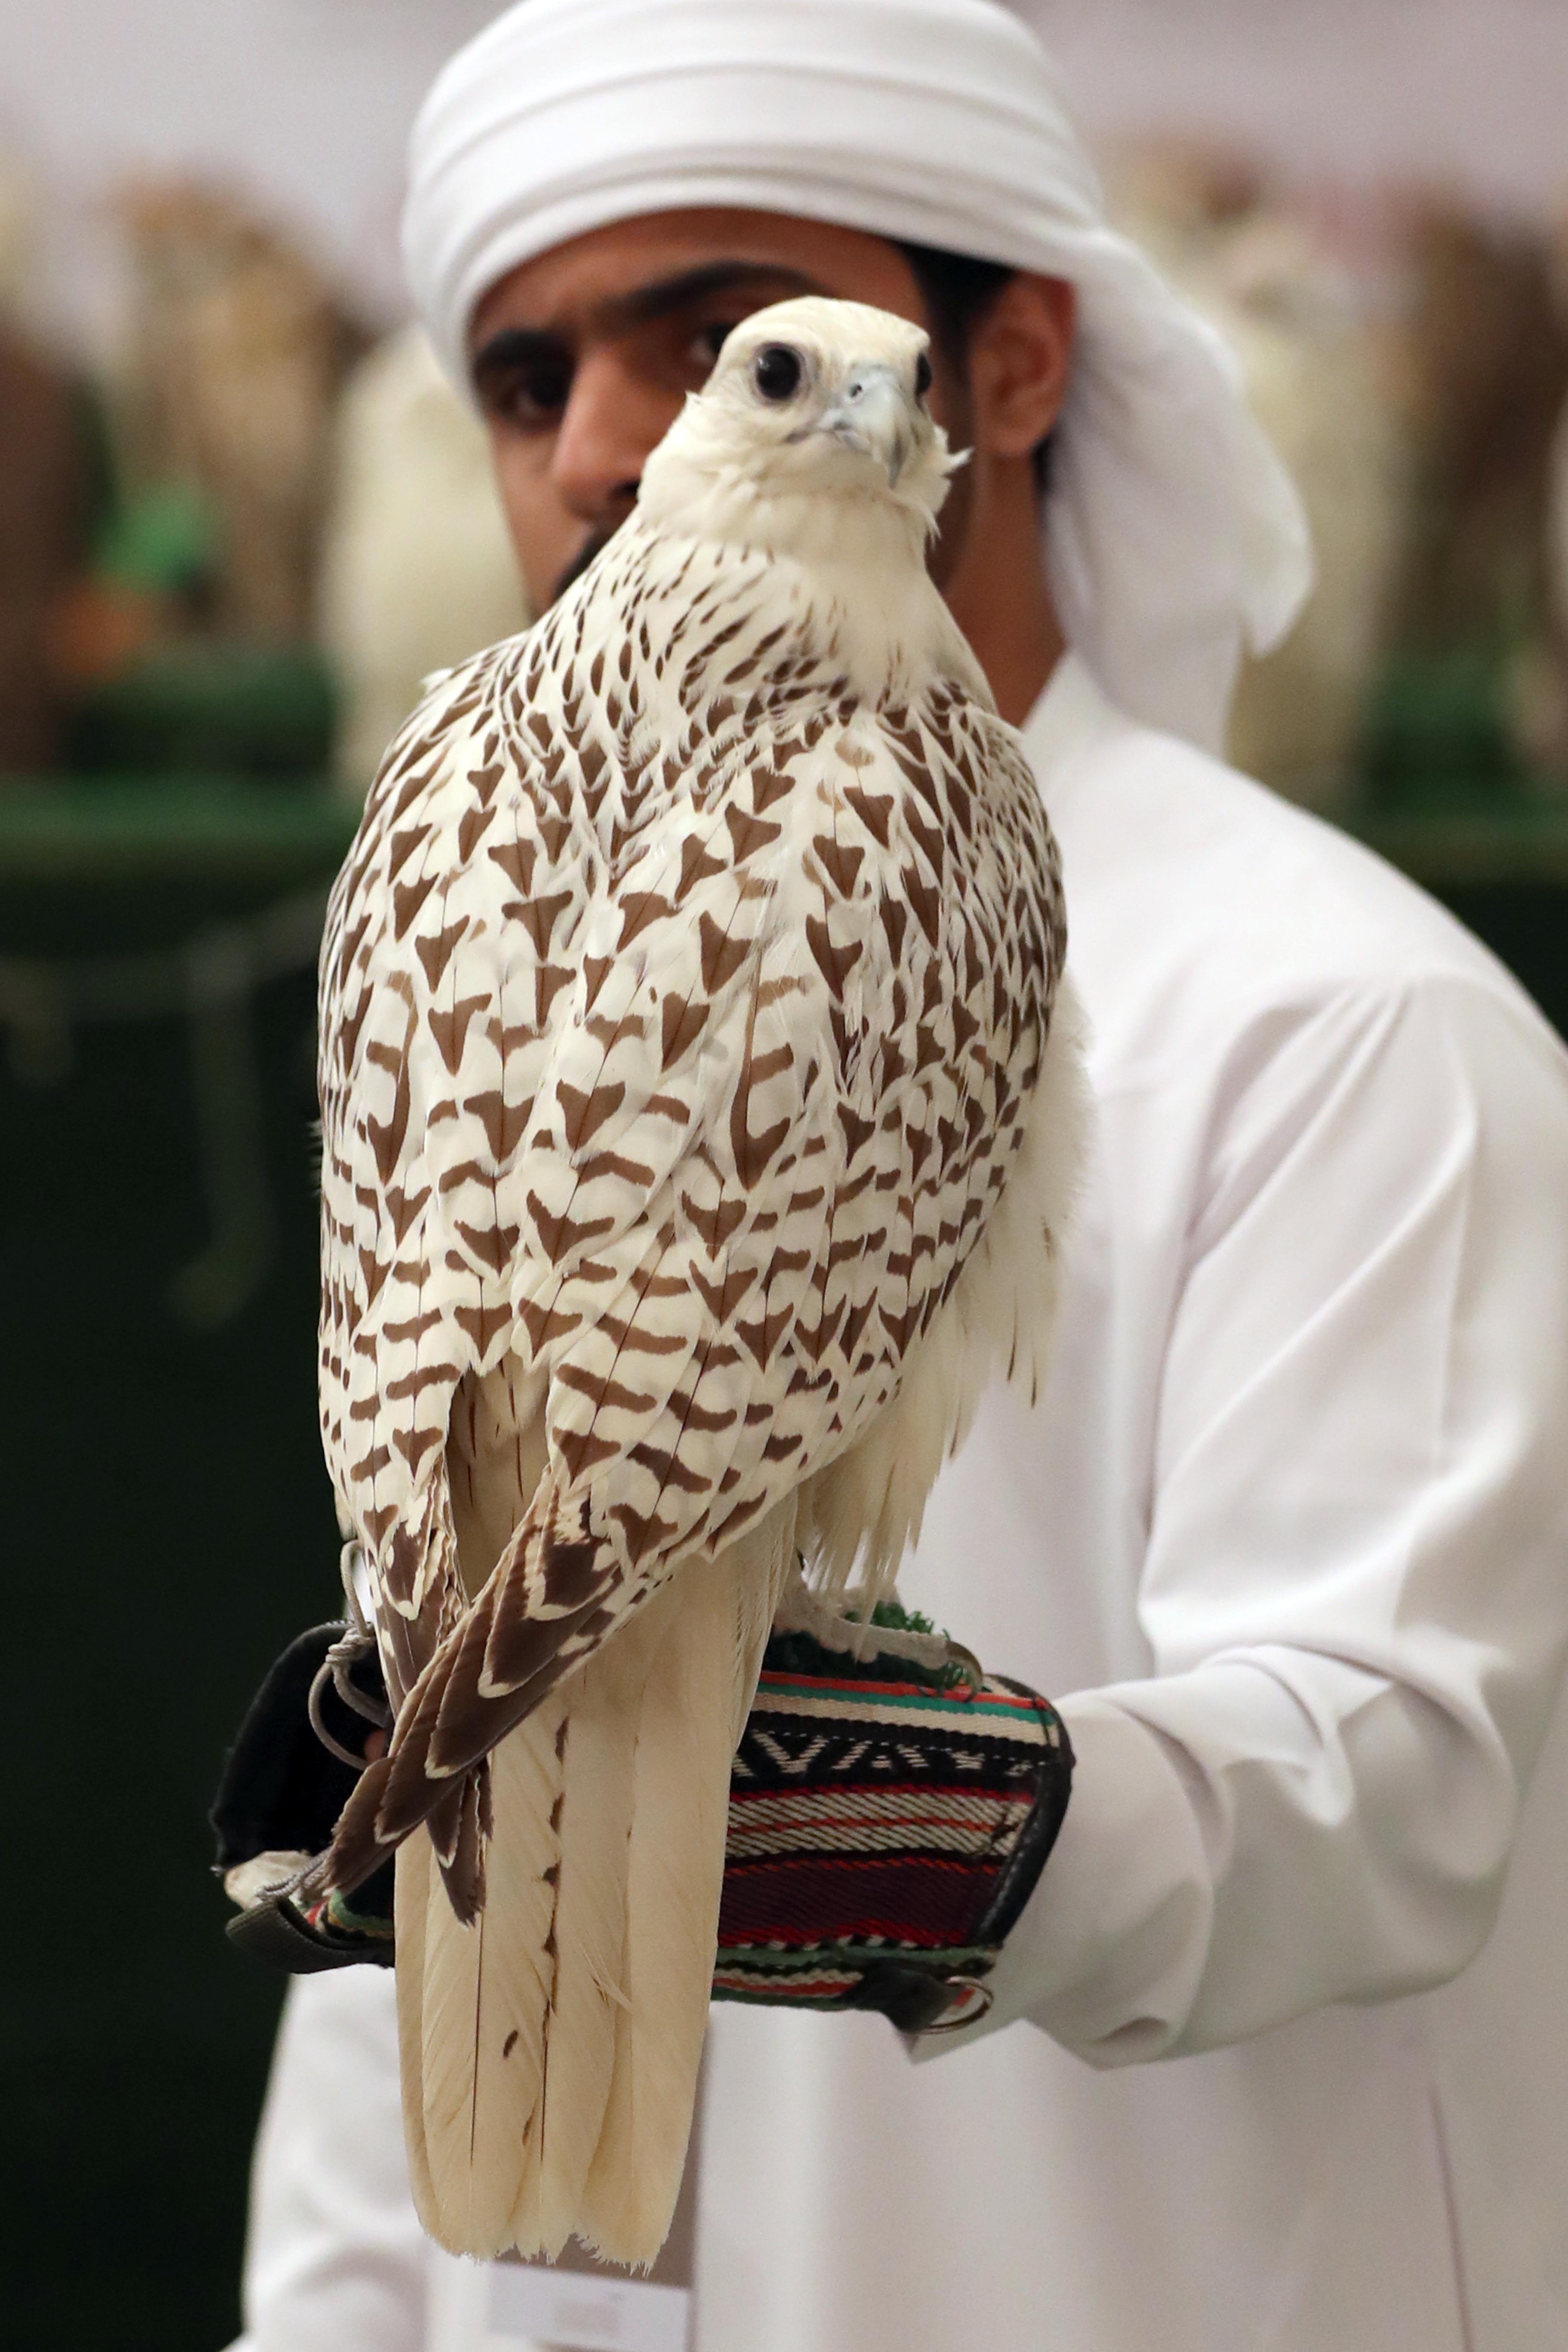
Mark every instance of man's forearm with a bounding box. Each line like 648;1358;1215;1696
947;1652;1521;2066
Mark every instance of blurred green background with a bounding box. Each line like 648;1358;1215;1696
0;787;353;2351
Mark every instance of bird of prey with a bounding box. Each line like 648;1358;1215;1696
307;297;1083;2266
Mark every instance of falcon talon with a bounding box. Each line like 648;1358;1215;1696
943;1641;986;1698
771;1573;982;1686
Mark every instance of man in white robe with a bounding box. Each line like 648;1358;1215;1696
232;4;1568;2345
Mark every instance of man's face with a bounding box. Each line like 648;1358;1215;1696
467;209;973;615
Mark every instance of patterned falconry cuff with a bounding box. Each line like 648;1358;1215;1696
214;1613;1073;2020
713;1625;1073;2034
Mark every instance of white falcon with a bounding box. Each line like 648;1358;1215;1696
307;298;1084;2265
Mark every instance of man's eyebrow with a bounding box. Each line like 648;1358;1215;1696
471;257;828;385
470;325;570;387
598;257;825;330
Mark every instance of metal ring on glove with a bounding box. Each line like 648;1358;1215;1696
920;1975;996;2035
307;1652;377;1770
306;1622;391;1770
306;1539;395;1767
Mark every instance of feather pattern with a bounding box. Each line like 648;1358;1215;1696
313;516;1067;1895
306;299;1082;2262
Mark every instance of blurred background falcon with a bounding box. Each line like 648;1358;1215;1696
306;297;1085;2266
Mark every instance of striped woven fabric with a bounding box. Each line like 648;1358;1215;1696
216;1615;1071;2018
713;1654;1072;2029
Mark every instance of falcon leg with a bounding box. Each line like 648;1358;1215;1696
772;1556;976;1680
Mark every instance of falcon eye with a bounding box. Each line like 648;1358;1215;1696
914;352;933;400
752;343;804;402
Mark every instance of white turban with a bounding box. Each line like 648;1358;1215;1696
403;0;1312;753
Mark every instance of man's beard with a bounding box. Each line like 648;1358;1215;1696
551;520;627;606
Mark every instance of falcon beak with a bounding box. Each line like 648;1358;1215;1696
814;363;916;487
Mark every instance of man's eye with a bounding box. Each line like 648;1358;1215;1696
490;364;573;428
691;321;738;371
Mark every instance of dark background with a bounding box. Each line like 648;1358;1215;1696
1;843;345;2352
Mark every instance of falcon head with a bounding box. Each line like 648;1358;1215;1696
640;296;961;549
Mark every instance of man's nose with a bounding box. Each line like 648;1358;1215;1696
551;346;680;524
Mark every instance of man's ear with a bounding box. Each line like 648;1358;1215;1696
965;275;1077;462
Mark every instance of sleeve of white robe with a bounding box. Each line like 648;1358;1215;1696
227;1970;427;2352
964;969;1568;2067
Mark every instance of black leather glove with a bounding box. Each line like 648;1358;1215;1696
211;1621;395;1971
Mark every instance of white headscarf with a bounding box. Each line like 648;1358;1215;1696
402;0;1312;753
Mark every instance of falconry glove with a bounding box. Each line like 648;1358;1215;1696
714;1613;1072;2034
212;1620;395;1972
214;1605;1072;2030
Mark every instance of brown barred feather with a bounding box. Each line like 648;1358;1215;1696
310;516;1066;1911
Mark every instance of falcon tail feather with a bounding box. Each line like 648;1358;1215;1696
405;1494;796;2265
